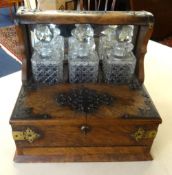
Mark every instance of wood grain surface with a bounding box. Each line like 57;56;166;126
16;9;154;25
10;84;161;122
14;146;153;162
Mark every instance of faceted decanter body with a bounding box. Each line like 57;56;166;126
68;24;99;83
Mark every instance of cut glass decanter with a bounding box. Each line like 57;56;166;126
33;24;64;58
31;24;64;85
68;24;99;83
101;25;136;84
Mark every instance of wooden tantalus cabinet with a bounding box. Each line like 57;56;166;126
10;7;162;162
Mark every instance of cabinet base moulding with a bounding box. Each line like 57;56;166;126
14;146;153;162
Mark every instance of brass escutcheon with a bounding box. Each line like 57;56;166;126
132;128;157;142
13;128;40;143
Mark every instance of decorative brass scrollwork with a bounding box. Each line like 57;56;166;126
13;128;40;143
132;128;157;142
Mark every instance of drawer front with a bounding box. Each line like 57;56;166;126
82;124;158;146
12;124;158;147
12;125;87;147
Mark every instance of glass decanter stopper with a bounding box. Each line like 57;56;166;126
117;25;134;43
98;25;117;60
112;25;134;57
99;25;134;59
34;24;64;59
68;24;99;83
35;24;54;42
69;24;95;57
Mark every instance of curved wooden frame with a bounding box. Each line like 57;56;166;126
16;7;154;85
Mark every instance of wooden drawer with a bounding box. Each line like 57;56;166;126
82;123;158;146
12;122;158;147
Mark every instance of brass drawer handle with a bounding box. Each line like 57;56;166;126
132;128;157;142
12;128;40;143
80;125;91;135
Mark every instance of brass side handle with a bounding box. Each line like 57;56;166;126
131;128;157;142
13;128;40;143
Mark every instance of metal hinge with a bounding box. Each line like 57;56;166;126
131;128;157;142
12;128;40;143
